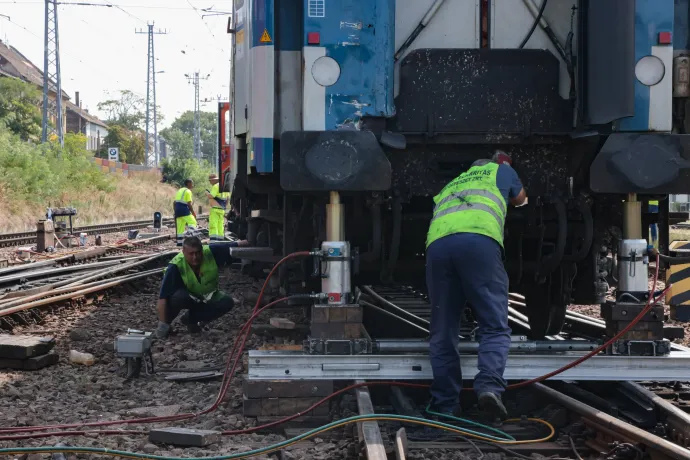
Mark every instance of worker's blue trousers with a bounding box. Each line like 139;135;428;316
426;233;512;413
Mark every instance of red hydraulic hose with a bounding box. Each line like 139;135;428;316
0;254;670;440
0;251;311;435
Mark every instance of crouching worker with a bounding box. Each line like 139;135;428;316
154;236;248;339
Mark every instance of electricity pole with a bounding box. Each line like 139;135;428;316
136;24;167;167
42;0;63;146
186;72;209;163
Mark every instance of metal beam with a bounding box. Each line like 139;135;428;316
248;350;690;381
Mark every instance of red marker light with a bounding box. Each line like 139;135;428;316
659;31;672;45
307;32;320;45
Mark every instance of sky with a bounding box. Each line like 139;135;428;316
0;0;231;128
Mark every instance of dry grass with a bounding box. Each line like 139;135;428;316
671;227;690;244
0;171;177;233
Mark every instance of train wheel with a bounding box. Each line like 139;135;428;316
524;267;569;339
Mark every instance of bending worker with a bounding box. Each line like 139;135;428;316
174;179;197;246
425;150;526;420
155;236;249;339
207;174;231;241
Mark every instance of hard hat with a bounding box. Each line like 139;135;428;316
208;174;219;182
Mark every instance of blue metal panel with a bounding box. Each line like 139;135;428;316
618;0;674;132
277;0;301;51
674;0;689;50
249;0;275;173
251;0;275;47
252;137;274;172
304;0;395;130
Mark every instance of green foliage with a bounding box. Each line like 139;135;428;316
168;110;216;162
0;127;114;210
0;78;42;141
160;156;214;202
97;90;145;131
160;127;194;160
98;125;145;164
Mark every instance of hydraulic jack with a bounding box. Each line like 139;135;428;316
604;193;670;356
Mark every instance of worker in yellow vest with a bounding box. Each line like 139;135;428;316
425;150;526;421
154;236;248;339
206;174;231;241
174;179;197;246
649;200;659;249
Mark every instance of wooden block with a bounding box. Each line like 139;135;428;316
0;335;55;359
345;307;363;323
262;397;330;416
310;323;361;339
0;352;58;371
270;318;296;329
310;306;329;324
149;427;220;447
243;397;263;417
328;308;347;323
256;415;331;431
258;344;304;351
244;397;330;417
243;379;334;398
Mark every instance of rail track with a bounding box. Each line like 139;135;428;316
331;284;690;458
358;380;690;459
0;216;208;248
0;233;176;329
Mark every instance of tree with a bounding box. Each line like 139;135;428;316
97;90;148;131
62;132;91;157
160;127;194;160
169;111;216;162
99;125;146;164
161;156;213;197
0;78;42;141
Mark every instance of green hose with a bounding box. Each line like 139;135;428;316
0;413;536;460
424;404;516;441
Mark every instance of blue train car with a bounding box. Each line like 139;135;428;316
225;0;690;338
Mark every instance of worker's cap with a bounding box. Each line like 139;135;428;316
208;174;219;182
492;150;512;166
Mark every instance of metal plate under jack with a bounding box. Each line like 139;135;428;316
247;350;690;382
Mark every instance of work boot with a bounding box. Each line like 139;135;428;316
179;312;202;334
153;321;171;340
478;392;508;421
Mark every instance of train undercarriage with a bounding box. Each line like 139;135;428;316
227;135;669;340
221;0;690;351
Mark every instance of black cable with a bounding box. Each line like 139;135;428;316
519;0;548;49
658;253;690;266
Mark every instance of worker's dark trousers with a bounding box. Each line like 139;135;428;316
164;289;234;325
426;233;512;413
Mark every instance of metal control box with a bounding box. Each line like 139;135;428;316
114;330;152;358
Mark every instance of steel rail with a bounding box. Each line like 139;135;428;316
621;382;690;448
534;383;690;459
0;267;164;313
0;268;167;318
0;215;207;247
